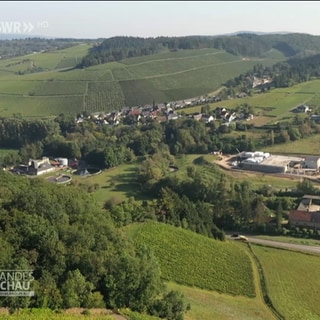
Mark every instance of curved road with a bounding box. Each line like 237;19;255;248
246;236;320;254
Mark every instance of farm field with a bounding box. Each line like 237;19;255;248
254;235;320;246
125;221;255;297
0;47;286;117
167;282;275;320
264;133;320;155
252;245;320;320
0;308;121;320
183;79;320;126
68;158;149;206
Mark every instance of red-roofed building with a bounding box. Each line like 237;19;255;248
289;195;320;229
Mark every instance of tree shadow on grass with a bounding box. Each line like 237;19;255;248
108;166;151;200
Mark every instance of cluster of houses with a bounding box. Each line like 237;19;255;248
75;94;254;127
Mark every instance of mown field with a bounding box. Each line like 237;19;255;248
166;282;275;320
125;221;255;297
252;245;320;320
0;46;286;117
255;235;320;246
264;133;320;155
0;308;115;320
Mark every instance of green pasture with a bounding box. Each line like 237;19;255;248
0;95;48;117
252;245;320;320
0;79;39;95
0;44;91;74
125;221;255;297
265;133;320;155
0;95;84;118
0;148;19;156
0;308;115;320
255;235;320;246
167;282;275;320
68;159;149;206
183;79;320;125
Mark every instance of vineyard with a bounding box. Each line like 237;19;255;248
126;221;255;297
0;45;288;117
32;80;87;96
84;81;125;113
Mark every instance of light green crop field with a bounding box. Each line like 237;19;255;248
264;133;320;155
183;79;320;125
0;47;286;117
254;235;320;246
0;43;91;74
166;282;274;320
125;221;255;297
0;308;115;320
67;159;149;206
252;245;320;320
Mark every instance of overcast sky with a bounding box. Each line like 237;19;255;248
1;1;320;38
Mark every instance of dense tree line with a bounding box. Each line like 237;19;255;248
1;111;320;168
0;171;189;318
224;53;320;95
77;33;320;68
0;38;86;59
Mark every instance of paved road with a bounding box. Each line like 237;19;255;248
246;237;320;255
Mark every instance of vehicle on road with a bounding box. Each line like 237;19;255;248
230;234;248;241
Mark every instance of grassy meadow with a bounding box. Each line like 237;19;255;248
0;46;286;117
254;235;320;246
183;79;320;126
264;133;320;155
252;245;320;320
166;282;275;320
0;308;116;320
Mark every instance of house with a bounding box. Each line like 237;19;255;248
191;113;202;121
27;157;55;176
167;111;179;120
296;104;310;113
302;156;320;171
289;195;320;229
201;115;214;123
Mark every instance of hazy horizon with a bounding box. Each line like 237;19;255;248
1;1;320;39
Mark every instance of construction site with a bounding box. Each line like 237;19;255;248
223;151;320;176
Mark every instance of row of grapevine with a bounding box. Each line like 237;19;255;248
84;81;125;113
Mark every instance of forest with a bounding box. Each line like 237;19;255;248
77;33;320;68
0;170;189;319
0;38;87;59
223;54;320;95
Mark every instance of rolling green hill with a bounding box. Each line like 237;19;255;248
0;45;285;118
124;221;255;297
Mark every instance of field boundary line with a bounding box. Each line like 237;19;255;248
247;243;285;320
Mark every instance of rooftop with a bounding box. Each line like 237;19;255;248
260;155;304;167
